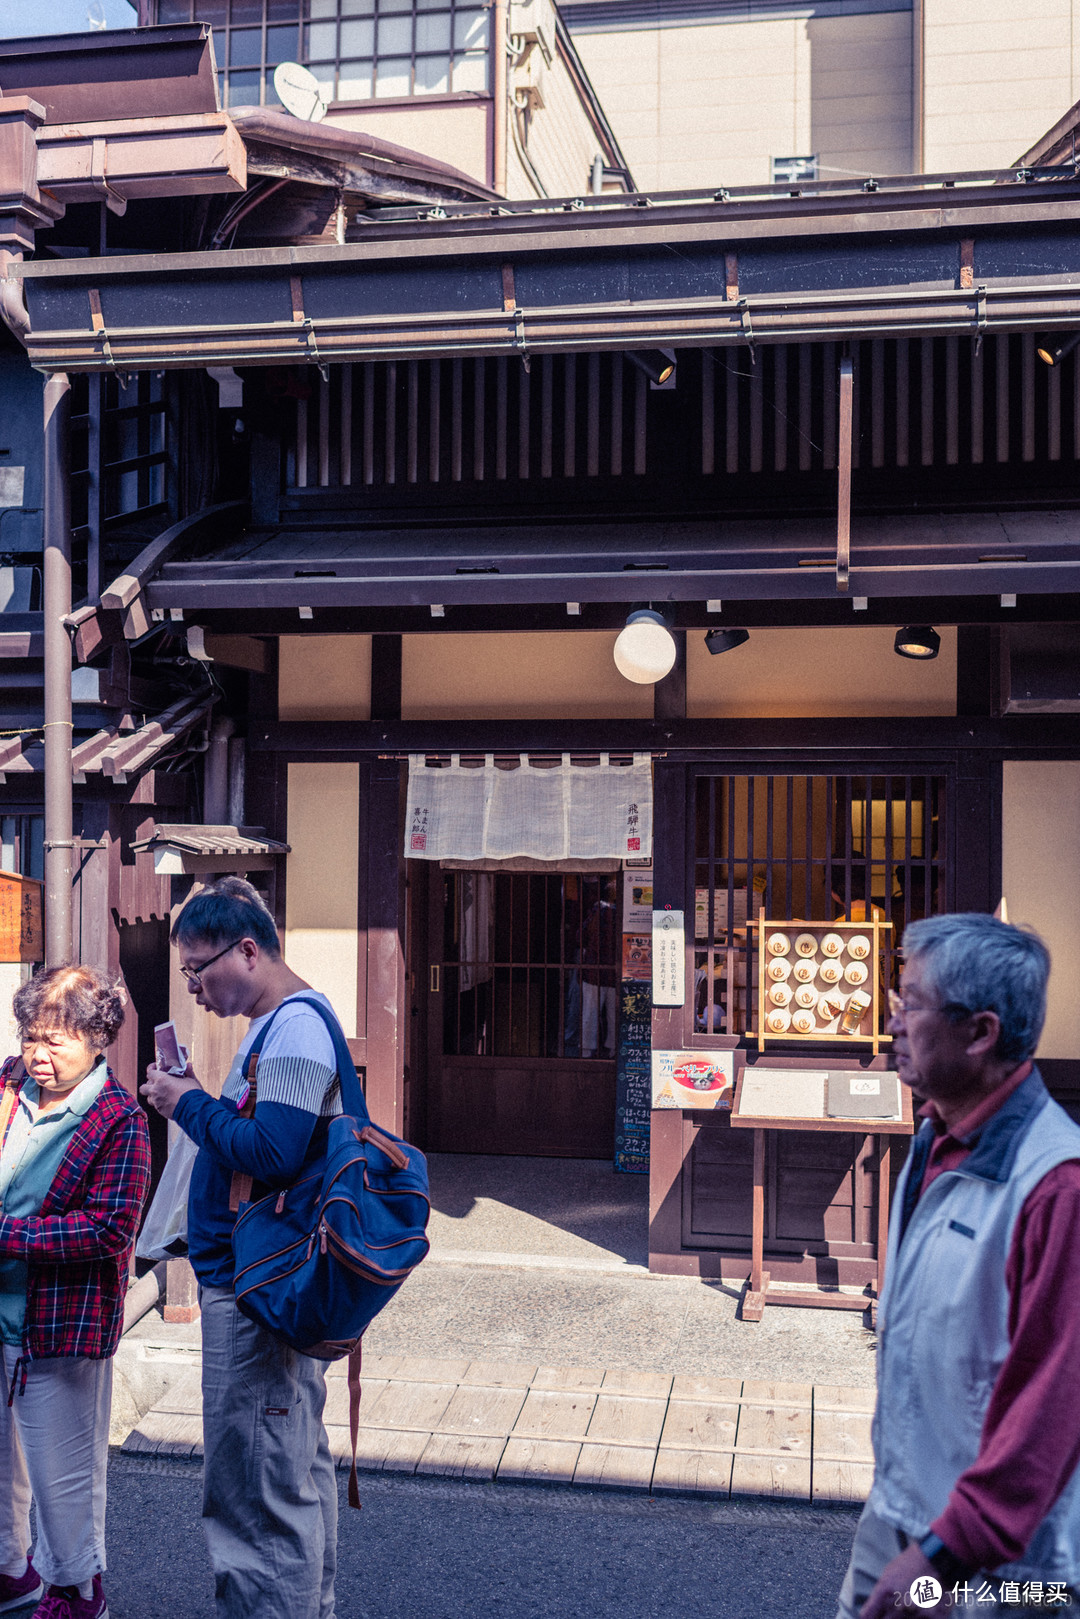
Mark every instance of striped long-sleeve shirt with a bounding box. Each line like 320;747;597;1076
173;992;341;1290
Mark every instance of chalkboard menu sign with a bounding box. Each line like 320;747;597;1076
615;981;651;1174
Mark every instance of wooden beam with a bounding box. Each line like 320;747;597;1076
836;355;853;593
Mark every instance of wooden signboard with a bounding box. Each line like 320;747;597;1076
0;871;43;963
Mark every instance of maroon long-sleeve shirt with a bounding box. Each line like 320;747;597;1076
912;1063;1080;1572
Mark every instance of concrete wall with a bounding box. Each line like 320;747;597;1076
507;41;613;198
285;763;360;1037
687;625;957;718
570;7;912;191
1001;761;1080;1060
278;634;372;722
921;0;1080;171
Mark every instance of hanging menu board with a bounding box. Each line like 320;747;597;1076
0;872;42;963
614;981;651;1174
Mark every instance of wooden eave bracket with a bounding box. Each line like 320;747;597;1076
98;500;249;641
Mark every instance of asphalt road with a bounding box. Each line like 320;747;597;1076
101;1454;857;1619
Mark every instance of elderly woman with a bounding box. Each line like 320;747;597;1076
0;966;150;1619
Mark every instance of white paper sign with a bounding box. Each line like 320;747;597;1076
623;867;653;933
652;910;685;1006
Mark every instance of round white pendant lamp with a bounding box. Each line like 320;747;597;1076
613;608;678;684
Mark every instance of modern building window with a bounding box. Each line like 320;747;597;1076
771;155;817;184
150;0;489;109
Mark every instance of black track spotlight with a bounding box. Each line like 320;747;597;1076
1037;331;1080;367
704;627;750;656
626;349;676;386
894;625;940;660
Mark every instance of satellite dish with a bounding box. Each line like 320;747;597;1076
273;63;328;123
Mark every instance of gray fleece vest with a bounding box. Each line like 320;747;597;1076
869;1069;1080;1584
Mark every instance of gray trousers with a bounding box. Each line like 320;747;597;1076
200;1285;337;1619
0;1347;111;1589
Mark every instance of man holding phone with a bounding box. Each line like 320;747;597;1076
142;877;343;1619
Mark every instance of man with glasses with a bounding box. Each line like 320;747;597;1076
142;877;342;1619
837;912;1080;1618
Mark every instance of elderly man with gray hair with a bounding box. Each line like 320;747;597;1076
838;912;1080;1618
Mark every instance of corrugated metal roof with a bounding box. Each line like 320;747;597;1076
130;824;290;857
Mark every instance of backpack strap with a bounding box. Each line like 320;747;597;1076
227;995;367;1213
0;1059;25;1149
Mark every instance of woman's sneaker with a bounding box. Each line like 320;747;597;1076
0;1559;42;1612
31;1578;107;1619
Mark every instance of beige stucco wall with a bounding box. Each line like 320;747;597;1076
278;635;371;722
398;625;956;718
327;99;492;188
571;9;912;192
1002;761;1080;1060
922;0;1080;171
285;763;360;1037
687;625;957;717
401;631;655;718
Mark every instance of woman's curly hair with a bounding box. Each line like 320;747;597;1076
13;965;127;1053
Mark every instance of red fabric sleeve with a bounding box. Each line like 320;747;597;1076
932;1160;1080;1570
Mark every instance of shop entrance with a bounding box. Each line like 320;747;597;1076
416;866;619;1157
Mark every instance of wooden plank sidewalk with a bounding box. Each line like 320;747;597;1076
121;1354;875;1502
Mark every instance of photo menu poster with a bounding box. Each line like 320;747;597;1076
614;981;652;1174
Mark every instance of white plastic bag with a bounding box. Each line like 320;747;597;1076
136;1128;198;1261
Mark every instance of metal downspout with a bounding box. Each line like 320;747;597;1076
43;373;73;966
493;0;508;195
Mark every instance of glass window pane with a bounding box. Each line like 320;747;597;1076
314;72;336;99
308;0;336;15
306;21;337;55
229;0;262;20
340;17;374;52
266;0;300;16
414;52;449;92
415;12;450;51
451;50;487;91
416;0;448;9
376;15;411;52
158;0;192;20
378;0;412;11
375;57;411;95
266;23;298;59
453;8;488;49
337;61;373;98
228;28;263;65
201;0;228;20
227;69;263;103
342;0;375;11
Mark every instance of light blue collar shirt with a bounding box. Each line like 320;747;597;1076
0;1057;109;1344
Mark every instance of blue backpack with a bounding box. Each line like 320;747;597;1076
230;996;430;1504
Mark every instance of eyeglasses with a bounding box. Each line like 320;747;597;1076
888;990;973;1021
180;939;243;986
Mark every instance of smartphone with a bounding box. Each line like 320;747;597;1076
154;1021;187;1076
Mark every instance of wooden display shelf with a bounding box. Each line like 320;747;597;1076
751;917;892;1055
730;1066;914;1322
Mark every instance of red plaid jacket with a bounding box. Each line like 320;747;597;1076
0;1056;151;1360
